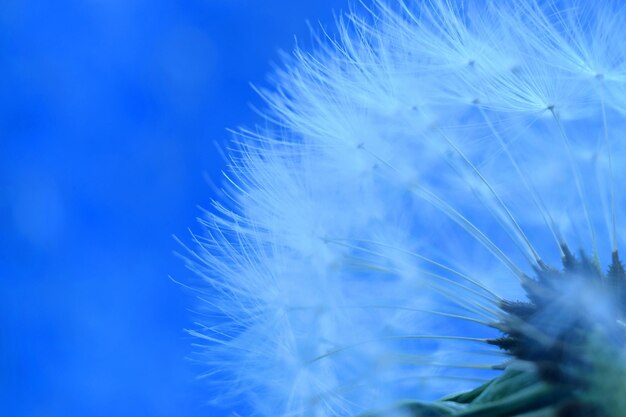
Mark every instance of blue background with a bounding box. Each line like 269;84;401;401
0;1;348;415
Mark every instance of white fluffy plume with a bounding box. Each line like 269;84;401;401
182;1;626;416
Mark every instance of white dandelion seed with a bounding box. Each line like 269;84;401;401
182;1;626;416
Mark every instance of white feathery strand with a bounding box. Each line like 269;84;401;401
438;130;543;264
411;185;527;279
476;105;565;257
325;237;503;302
598;81;618;252
550;108;598;258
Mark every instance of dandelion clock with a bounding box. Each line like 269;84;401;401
181;1;626;416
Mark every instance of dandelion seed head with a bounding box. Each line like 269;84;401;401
185;0;626;415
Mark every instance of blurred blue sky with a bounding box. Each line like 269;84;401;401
0;1;347;415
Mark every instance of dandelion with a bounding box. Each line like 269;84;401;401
182;1;626;416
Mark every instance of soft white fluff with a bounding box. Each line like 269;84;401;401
184;1;626;416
